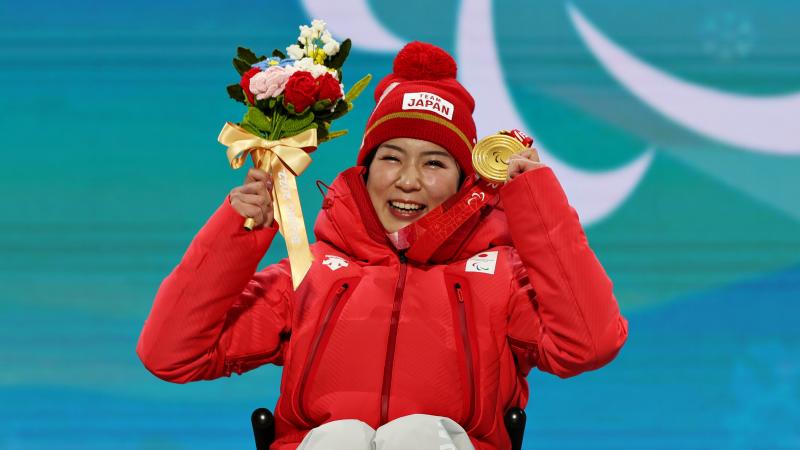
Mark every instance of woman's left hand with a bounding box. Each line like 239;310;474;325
507;149;547;181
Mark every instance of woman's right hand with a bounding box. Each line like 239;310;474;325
229;168;274;228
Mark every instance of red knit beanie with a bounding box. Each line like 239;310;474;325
357;42;477;179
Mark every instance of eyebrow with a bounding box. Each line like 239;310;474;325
378;144;452;158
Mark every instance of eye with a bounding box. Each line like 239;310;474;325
426;160;445;168
381;155;400;162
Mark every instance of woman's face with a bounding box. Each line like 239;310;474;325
366;137;461;233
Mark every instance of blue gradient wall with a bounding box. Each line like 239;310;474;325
1;1;798;448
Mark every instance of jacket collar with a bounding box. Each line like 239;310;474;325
313;166;512;265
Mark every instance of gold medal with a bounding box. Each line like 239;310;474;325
471;133;528;183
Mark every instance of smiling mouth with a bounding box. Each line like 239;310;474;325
388;200;427;214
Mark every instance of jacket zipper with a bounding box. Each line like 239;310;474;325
380;252;408;425
295;282;350;424
454;282;477;427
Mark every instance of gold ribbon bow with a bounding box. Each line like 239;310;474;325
218;122;317;289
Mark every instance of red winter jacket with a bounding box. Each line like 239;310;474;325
137;165;628;450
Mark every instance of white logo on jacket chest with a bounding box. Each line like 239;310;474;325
465;251;498;275
322;255;349;271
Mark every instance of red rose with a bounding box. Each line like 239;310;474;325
240;67;260;105
316;73;343;104
283;71;318;113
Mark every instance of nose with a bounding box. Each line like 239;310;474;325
394;164;422;192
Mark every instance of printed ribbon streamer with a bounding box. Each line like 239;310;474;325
218;122;317;289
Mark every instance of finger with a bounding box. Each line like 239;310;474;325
264;173;273;193
506;160;523;180
245;168;269;184
231;190;268;208
233;201;264;226
509;149;532;159
242;176;273;196
235;192;272;208
511;149;534;160
263;209;275;228
239;180;268;196
507;154;523;164
506;159;544;181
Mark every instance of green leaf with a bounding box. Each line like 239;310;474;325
242;107;272;134
327;100;351;121
272;48;286;59
278;121;317;139
282;110;315;133
327;38;351;70
236;47;259;65
254;98;268;110
233;57;252;76
346;74;372;103
316;125;329;142
314;100;340;119
283;101;312;115
312;98;333;112
226;84;246;104
324;129;348;142
239;122;262;138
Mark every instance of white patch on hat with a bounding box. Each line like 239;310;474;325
402;92;454;120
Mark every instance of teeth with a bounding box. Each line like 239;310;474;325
390;201;424;211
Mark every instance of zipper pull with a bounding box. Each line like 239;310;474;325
455;283;465;303
398;252;408;264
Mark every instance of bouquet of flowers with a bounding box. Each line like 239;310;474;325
226;19;370;143
217;19;371;289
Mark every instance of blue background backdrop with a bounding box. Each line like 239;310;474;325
2;0;798;448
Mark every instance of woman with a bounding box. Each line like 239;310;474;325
137;42;628;450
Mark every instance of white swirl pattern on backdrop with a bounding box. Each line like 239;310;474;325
567;3;800;155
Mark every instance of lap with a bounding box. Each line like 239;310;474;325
297;414;475;450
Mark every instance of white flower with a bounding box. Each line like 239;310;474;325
286;44;304;60
294;58;321;78
299;25;313;40
292;57;314;71
293;57;333;78
311;19;326;33
323;40;340;56
320;30;334;44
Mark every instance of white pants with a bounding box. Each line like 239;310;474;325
296;414;476;450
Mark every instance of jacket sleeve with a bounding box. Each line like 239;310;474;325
500;167;628;379
136;198;294;384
